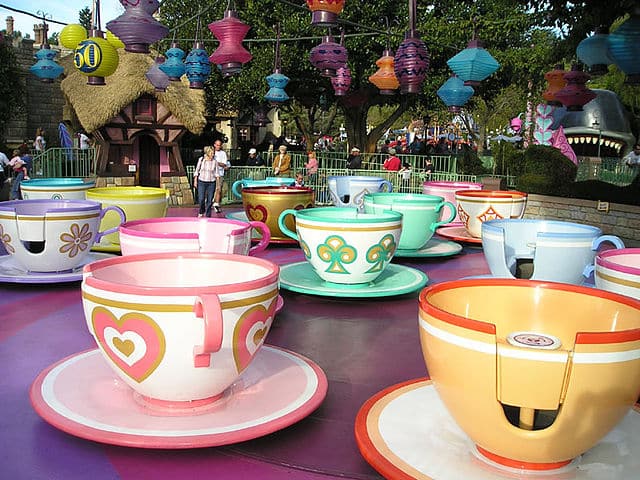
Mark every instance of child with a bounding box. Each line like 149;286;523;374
294;171;305;187
9;150;29;200
398;162;412;191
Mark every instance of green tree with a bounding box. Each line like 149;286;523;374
79;7;92;31
0;36;25;146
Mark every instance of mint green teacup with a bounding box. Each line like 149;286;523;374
363;193;456;251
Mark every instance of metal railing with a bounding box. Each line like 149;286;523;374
575;156;636;185
30;147;97;178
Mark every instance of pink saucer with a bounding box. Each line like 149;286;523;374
275;294;284;314
31;346;327;449
356;379;640;480
436;225;482;245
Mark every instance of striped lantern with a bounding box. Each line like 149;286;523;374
185;41;211;89
576;27;612;76
145;56;170;92
554;64;596;112
30;46;64;83
159;42;186;81
369;49;399;95
106;0;168;54
306;0;345;27
542;64;567;106
607;11;640;85
446;38;500;87
437;74;474;113
310;35;347;77
208;9;252;77
73;32;119;85
59;24;88;50
394;33;429;94
264;72;290;104
331;66;351;96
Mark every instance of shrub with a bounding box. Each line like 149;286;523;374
514;145;577;195
457;144;489;175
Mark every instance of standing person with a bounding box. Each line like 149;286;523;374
383;149;401;171
246;148;265;167
212;139;230;214
9;150;30;200
347;147;362;169
193;146;217;217
305;151;318;184
0;150;8;185
33;128;46;152
398;162;412;191
424;157;434;179
78;130;92;150
623;143;640;167
272;145;291;176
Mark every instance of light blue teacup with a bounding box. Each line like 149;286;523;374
232;177;295;199
20;178;96;200
327;176;393;210
481;218;625;284
363;193;456;251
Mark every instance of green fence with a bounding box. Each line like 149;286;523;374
31;147;96;178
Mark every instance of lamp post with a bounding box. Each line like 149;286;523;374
592;119;602;157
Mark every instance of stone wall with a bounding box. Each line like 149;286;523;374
524;194;640;247
4;38;65;149
94;175;194;207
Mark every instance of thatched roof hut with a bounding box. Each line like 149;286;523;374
61;51;206;134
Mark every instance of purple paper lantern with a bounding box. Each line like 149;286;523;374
554;64;596;112
309;35;347;77
106;0;168;54
146;56;170;92
208;9;252;77
331;66;351;96
394;33;429;94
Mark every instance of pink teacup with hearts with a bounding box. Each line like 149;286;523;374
82;253;279;405
119;217;271;256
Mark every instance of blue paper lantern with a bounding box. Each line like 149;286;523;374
447;39;500;86
159;43;186;81
185;41;211;89
264;72;290;104
437;74;474;113
576;27;612;75
607;12;640;84
30;47;64;83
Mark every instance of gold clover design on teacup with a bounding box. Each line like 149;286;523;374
317;235;357;274
365;234;397;273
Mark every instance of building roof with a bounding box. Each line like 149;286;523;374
60;50;207;134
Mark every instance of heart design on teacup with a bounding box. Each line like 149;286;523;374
91;306;166;383
232;297;277;373
246;204;268;223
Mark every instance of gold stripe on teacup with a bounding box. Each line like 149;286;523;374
596;270;640;289
456;198;522;204
0;213;100;221
82;288;278;311
296;222;401;232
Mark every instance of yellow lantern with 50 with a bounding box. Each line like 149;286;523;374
74;37;119;77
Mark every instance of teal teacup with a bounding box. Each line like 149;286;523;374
363;193;456;251
232;177;295;199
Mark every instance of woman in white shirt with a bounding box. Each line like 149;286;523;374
193;145;217;217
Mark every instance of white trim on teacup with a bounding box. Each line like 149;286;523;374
420;319;640;364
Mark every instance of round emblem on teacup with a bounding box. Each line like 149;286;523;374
507;331;562;350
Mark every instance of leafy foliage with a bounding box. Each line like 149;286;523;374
515;145;578;195
79;7;92;32
0;36;25;146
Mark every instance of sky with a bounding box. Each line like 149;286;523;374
0;1;124;37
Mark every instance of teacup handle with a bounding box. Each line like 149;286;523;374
431;201;457;232
192;294;223;368
248;220;271;255
232;180;244;199
277;209;299;241
96;205;126;243
380;180;393;192
592;234;625;252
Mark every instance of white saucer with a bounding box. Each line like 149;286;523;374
279;262;428;298
356;379;640;480
30;346;327;449
394;238;463;258
0;252;116;284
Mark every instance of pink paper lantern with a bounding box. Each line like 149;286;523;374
309;35;347;77
208;9;252;77
331;66;351;96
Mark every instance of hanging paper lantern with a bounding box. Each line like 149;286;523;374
106;0;168;54
369;49;399;95
331;66;351;96
310;35;347;77
60;24;88;50
105;30;125;49
159;42;186;81
30;46;64;83
306;0;345;27
73;33;119;85
607;11;640;85
185;41;211;89
394;33;429;94
542;64;567;106
145;56;170;92
264;72;290;104
576;27;612;75
437;74;474;113
208;9;252;77
446;38;500;87
554;64;596;112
